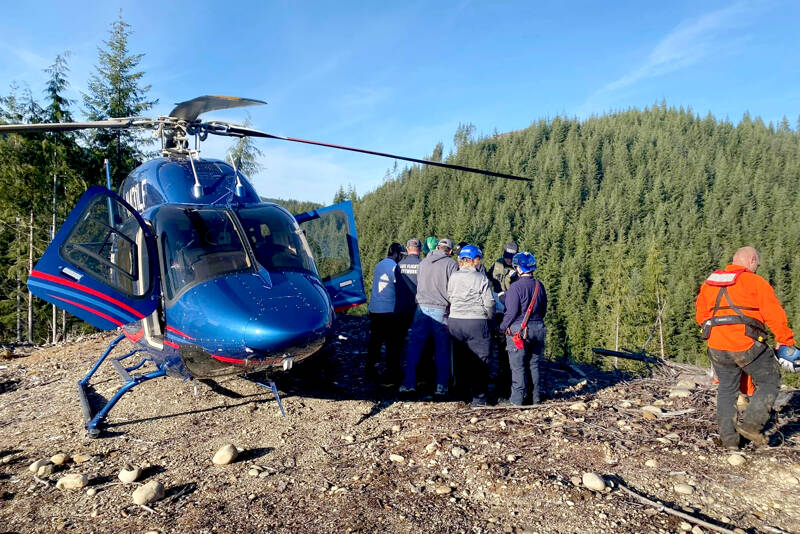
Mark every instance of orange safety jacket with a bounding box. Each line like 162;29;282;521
696;264;795;352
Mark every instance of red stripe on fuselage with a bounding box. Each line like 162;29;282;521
163;340;179;349
124;328;144;342
334;302;361;313
50;295;123;327
31;270;144;319
166;325;195;340
211;353;244;364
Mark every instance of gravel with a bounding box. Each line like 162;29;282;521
0;317;798;533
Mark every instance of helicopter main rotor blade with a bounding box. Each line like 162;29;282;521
0;117;153;134
222;124;533;182
169;96;267;122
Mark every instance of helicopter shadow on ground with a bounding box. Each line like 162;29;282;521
104;393;270;431
271;316;637;425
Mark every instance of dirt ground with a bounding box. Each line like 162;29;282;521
1;316;799;534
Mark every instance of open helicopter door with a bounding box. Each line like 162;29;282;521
295;201;366;312
27;186;161;329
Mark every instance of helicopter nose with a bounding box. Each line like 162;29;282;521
243;271;333;353
170;270;332;357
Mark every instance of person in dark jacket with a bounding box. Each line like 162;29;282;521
395;238;422;342
499;252;547;405
488;241;519;294
400;238;457;396
447;245;496;407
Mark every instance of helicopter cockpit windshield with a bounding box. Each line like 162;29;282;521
156;207;252;299
236;205;318;277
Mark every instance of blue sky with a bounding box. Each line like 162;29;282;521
1;1;798;204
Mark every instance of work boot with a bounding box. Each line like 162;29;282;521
470;398;487;409
434;384;448;397
735;422;768;446
398;385;416;398
719;436;740;450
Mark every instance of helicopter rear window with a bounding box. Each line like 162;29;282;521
236;206;318;277
156;207;251;299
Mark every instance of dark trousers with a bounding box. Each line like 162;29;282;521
708;342;781;444
367;312;403;383
489;314;510;396
396;311;416;347
505;321;546;405
449;318;491;403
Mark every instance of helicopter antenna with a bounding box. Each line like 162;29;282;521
229;156;246;198
187;151;203;198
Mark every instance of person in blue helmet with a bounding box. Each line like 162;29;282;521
499;251;547;405
447;245;496;407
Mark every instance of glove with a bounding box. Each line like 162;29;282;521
777;345;800;362
776;345;800;373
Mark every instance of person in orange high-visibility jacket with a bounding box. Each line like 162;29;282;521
696;246;793;448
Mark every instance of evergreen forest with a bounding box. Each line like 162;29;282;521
1;16;800;378
352;109;800;369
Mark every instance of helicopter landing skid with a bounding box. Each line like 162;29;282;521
76;334;166;438
242;375;286;418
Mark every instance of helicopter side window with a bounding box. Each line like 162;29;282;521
59;195;150;297
155;206;252;300
236;206;318;277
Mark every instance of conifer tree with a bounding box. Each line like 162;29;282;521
82;11;157;188
227;115;263;177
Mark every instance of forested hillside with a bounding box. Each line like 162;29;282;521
0;16;157;344
353;106;800;366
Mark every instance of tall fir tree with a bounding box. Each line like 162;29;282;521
82;11;157;188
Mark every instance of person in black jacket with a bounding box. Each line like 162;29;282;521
396;238;422;344
499;252;547;405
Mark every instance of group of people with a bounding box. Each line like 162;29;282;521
367;240;800;447
366;237;547;408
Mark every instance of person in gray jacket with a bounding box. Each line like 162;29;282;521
400;238;457;396
447;245;496;407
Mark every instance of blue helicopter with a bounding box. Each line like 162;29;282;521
0;96;530;437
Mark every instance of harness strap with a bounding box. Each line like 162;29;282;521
520;280;541;337
704;285;767;342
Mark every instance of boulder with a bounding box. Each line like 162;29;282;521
56;474;88;490
581;472;606;491
28;459;50;473
50;453;70;466
118;465;142;483
212;444;239;465
132;480;165;505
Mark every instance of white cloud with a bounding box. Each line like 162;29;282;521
603;2;754;92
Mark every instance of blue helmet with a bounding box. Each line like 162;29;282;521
512;252;537;273
458;244;483;260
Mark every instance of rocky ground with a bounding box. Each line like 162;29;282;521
1;316;799;534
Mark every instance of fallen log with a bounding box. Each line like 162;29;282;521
615;479;739;534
